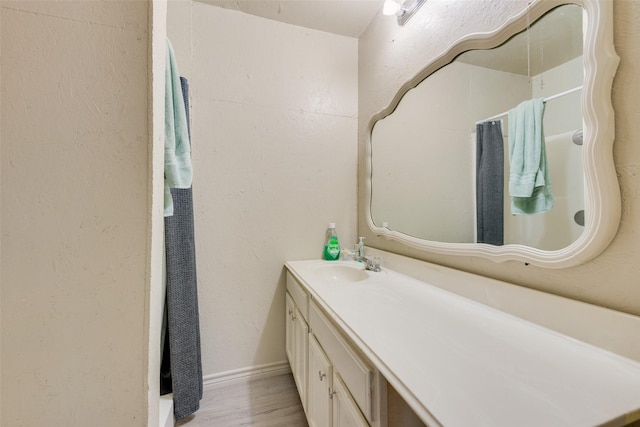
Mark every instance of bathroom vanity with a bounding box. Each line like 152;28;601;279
285;260;640;427
286;264;386;427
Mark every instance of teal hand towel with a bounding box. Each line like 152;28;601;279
507;98;553;215
165;39;193;217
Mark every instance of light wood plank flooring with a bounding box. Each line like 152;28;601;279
175;373;308;427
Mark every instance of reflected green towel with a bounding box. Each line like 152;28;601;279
165;39;192;217
507;98;553;215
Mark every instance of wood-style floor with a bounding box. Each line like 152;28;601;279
175;373;309;427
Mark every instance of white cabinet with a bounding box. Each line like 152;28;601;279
293;304;309;411
309;301;375;423
286;271;386;427
286;291;308;411
333;373;369;427
308;335;333;427
285;293;294;364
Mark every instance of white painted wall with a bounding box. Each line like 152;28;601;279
168;2;358;380
359;0;640;316
1;2;154;426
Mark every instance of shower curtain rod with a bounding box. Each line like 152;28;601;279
475;85;583;124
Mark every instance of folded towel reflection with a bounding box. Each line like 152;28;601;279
507;98;553;215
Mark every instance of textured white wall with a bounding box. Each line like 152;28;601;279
1;2;152;426
168;2;358;379
359;0;640;315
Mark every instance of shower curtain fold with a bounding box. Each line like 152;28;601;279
161;77;203;420
476;121;504;246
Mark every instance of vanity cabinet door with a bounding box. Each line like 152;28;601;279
333;373;369;427
285;293;294;364
292;305;309;411
308;335;333;427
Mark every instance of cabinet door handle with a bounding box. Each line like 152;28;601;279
328;387;336;399
288;309;293;316
318;370;326;381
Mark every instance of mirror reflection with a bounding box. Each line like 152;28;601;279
370;4;584;251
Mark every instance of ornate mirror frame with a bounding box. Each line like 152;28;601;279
365;0;620;268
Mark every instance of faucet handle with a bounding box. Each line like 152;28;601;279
363;256;382;272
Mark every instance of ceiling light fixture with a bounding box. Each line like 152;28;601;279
382;0;426;26
382;0;403;16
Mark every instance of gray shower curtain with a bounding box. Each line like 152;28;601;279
161;77;203;420
476;121;504;246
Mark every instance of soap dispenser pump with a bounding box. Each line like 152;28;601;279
357;237;365;258
323;223;341;261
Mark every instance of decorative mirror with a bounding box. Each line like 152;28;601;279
366;0;619;268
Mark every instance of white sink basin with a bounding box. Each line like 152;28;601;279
313;263;369;283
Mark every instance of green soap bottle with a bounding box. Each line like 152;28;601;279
323;223;341;261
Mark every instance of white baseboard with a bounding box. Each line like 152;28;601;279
203;361;291;390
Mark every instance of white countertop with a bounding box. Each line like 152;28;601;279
285;259;640;427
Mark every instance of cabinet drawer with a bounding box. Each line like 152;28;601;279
287;272;308;320
310;301;373;423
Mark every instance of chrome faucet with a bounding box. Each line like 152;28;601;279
361;256;382;272
345;237;382;271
